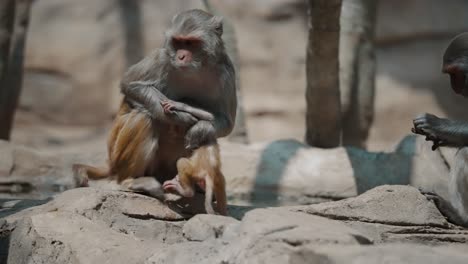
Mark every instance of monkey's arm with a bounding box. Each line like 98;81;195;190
120;50;198;126
413;113;468;147
213;61;237;138
123;81;198;126
161;100;214;121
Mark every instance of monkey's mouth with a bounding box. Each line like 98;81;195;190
450;72;465;94
174;61;190;68
444;65;466;95
173;61;201;72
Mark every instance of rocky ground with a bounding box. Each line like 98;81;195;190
2;185;468;263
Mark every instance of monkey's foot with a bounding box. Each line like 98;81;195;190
72;164;90;187
419;188;468;227
121;177;165;199
162;175;179;192
161;178;185;202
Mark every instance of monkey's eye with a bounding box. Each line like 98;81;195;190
172;36;202;49
185;39;202;49
443;64;461;74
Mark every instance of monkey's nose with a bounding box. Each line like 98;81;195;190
178;54;186;60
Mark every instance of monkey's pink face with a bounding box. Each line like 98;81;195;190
443;64;468;97
171;36;201;69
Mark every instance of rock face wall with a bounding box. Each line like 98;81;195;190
22;0;124;124
20;0;204;124
18;0;468;136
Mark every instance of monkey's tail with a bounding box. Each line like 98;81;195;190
72;163;110;181
214;171;227;215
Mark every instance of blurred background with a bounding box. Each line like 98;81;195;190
7;0;468;152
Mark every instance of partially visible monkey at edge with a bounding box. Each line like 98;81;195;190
412;32;468;227
73;9;236;199
161;105;227;215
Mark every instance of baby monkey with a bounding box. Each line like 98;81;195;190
162;101;227;215
163;144;227;215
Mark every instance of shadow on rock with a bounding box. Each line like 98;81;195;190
251;139;305;206
250;135;448;206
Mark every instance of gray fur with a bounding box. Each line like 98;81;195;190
414;33;468;227
121;8;236;149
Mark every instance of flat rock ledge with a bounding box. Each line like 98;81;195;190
1;185;468;263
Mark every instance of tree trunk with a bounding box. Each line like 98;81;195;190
340;0;378;149
305;0;342;148
0;0;15;80
203;0;249;144
118;0;144;68
0;0;31;140
0;0;16;140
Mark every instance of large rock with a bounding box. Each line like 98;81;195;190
301;185;449;227
3;185;468;264
183;214;239;241
296;185;468;245
291;244;468;264
9;212;157;264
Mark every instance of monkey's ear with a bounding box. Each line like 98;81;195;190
211;16;223;36
171;13;180;25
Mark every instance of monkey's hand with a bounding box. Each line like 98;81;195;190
161;100;183;114
161;100;215;121
184;120;216;149
411;126;448;151
412;113;453;145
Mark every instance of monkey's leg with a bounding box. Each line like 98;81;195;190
109;111;158;183
108;101;131;157
421;190;467;227
447;147;468;227
213;171;227;215
121;176;164;199
203;175;216;215
162;158;195;197
70;102;131;186
71;164;108;187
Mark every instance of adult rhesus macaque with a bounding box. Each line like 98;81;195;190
412;33;468;227
73;9;236;194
